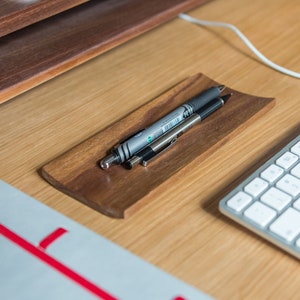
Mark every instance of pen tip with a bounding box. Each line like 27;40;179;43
222;93;232;103
217;85;226;93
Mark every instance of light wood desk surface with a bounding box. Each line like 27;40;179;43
1;0;300;298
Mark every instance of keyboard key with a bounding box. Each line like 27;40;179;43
270;208;300;242
293;198;300;211
291;141;300;156
276;151;298;169
260;187;292;211
244;202;276;227
260;164;284;183
244;177;268;197
276;174;300;197
226;191;252;212
291;163;300;179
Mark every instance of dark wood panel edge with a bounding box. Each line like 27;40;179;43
0;0;89;38
0;0;211;104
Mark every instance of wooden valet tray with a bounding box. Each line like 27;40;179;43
40;73;275;218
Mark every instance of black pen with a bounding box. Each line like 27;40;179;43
124;93;232;169
100;85;225;169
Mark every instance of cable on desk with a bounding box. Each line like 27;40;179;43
179;13;300;79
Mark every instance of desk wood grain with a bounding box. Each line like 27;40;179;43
1;0;300;298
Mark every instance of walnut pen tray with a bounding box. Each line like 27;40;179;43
40;73;275;218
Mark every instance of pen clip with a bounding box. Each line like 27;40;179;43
142;138;177;166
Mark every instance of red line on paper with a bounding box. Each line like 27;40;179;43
0;224;118;300
39;227;68;250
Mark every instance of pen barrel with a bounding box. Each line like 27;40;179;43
114;87;222;163
101;86;226;169
124;114;201;169
197;98;224;120
124;94;230;169
113;106;187;162
150;114;201;153
153;96;226;152
186;86;222;112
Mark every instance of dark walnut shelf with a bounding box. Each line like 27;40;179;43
0;0;210;104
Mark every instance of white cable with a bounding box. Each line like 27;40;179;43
179;13;300;79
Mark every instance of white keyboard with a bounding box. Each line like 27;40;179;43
219;134;300;259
